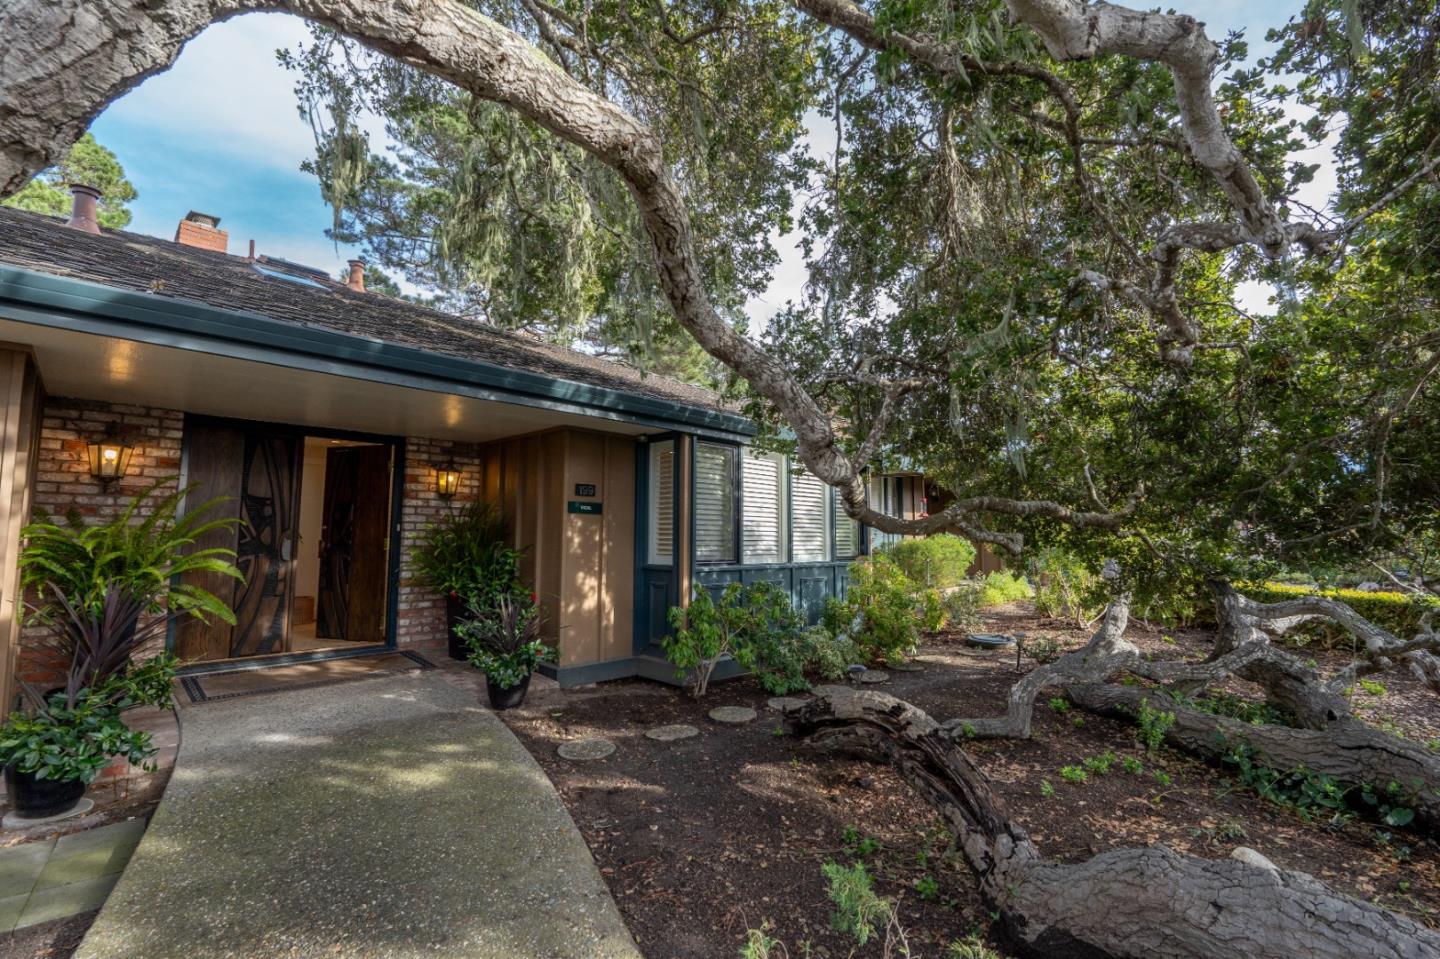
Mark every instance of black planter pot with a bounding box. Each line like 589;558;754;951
445;593;468;661
486;674;531;710
4;765;86;819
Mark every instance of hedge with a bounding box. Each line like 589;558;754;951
1241;581;1439;644
881;534;978;589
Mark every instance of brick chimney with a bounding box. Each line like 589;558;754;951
65;184;102;235
175;211;227;253
346;258;366;292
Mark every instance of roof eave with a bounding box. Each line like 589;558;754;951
0;265;756;439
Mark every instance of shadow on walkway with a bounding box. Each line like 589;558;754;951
76;672;640;959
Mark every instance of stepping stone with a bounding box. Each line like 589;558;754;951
767;696;808;712
557;738;616;761
812;684;850;697
890;661;924;672
644;724;699;742
708;706;758;725
857;669;890;684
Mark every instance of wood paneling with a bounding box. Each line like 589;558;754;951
176;422;244;662
0;350;40;707
475;428;635;669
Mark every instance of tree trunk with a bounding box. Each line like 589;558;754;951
787;690;1440;959
1066;682;1440;835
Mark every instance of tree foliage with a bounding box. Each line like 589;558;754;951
281;0;819;384
2;132;136;229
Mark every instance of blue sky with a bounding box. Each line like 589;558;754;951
86;2;1320;315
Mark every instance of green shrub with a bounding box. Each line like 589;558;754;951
1031;547;1103;627
920;587;945;632
882;534;977;588
1242;581;1440;644
942;582;983;631
1136;698;1175;752
411;499;518;605
805;625;862;680
822;861;890;946
977;570;1033;607
841;555;926;662
665;582;808;697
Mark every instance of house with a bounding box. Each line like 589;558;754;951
0;187;915;698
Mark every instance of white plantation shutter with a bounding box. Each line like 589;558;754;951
742;452;786;564
865;475;894;551
695;442;737;563
834;488;861;558
648;441;675;565
792;471;829;562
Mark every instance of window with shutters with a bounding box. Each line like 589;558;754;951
647;440;675;565
742;451;787;564
791;470;830;562
866;474;897;552
694;441;738;564
834;488;861;559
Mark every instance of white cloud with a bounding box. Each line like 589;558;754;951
99;14;320;170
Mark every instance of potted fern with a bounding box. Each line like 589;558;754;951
4;482;240;819
20;481;241;627
411;499;521;659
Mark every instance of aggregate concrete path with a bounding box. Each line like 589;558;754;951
76;672;641;959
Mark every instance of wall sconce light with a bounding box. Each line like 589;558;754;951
87;423;135;486
435;462;462;500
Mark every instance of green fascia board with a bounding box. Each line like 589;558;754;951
0;265;756;439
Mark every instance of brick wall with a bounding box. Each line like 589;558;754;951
19;408;509;669
20;398;184;685
395;436;485;648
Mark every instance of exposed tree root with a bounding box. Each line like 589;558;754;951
937;584;1440;837
1065;682;1440;835
787;691;1440;959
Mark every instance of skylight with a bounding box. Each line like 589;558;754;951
252;264;328;289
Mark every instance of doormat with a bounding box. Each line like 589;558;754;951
179;650;436;704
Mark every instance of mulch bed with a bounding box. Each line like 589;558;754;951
500;602;1440;958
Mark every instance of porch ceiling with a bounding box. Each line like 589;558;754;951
0;317;652;442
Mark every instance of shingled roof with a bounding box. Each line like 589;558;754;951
0;206;730;415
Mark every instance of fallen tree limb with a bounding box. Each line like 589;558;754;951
787;690;1440;958
1066;682;1440;835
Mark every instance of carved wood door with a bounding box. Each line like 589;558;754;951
176;421;302;661
315;444;391;644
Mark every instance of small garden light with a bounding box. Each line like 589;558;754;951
435;462;462;499
87;423;135;486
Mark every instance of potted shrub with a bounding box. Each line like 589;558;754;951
411;499;520;660
4;482;240;819
0;586;181;818
458;592;552;709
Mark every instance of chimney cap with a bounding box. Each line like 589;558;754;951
345;258;366;293
65;183;102;235
183;211;222;228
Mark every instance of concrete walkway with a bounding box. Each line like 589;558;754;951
76;672;641;959
0;818;146;932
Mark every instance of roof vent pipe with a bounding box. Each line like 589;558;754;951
65;184;102;235
346;259;366;292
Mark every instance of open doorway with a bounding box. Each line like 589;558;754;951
176;419;398;665
291;437;393;652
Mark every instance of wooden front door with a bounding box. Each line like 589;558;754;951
315;444;391;644
176;422;303;662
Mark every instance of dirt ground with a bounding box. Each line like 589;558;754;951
500;602;1440;959
0;911;96;959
